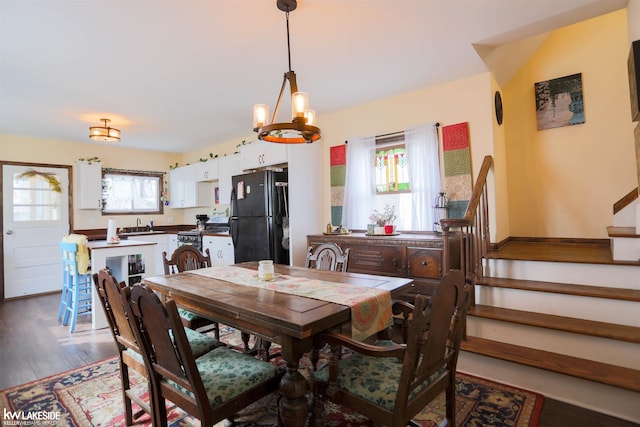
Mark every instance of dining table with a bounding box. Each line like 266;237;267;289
142;261;413;427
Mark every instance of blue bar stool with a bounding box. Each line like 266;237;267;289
59;241;92;332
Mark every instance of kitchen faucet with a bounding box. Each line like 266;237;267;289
137;217;141;228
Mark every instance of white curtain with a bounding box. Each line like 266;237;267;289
342;135;376;230
405;123;440;231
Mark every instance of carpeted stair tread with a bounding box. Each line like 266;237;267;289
468;305;640;343
477;276;640;302
461;336;640;392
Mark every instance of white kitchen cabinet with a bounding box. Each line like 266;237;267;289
217;153;242;206
240;140;287;171
202;235;235;266
74;161;102;209
195;159;219;182
170;164;213;208
167;234;178;259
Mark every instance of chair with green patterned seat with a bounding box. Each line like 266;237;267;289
93;268;223;426
123;283;283;427
162;245;220;339
311;269;467;427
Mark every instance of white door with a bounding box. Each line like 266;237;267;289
2;164;70;298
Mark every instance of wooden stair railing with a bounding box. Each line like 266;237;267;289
440;155;493;305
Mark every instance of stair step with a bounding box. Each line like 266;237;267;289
486;237;640;267
469;305;640;344
608;226;640;238
460;336;640;393
477;276;640;302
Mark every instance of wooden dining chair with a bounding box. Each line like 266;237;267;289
123;284;283;427
311;269;467;427
93;268;222;426
162;245;220;338
305;243;350;272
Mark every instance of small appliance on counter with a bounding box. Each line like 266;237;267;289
196;214;209;231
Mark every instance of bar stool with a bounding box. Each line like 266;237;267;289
59;241;93;332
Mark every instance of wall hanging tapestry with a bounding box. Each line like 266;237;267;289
330;144;347;226
535;73;585;130
442;122;473;219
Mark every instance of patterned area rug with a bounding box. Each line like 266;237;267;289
0;328;543;427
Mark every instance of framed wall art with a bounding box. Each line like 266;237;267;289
534;73;585;130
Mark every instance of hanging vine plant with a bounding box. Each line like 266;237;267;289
18;169;62;192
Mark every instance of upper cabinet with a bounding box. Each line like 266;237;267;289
169;164;213;208
74;160;102;209
195;159;219;182
240;140;287;171
217;153;242;206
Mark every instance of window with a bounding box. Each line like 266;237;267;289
375;144;410;193
12;171;62;221
373;136;413;229
101;169;164;215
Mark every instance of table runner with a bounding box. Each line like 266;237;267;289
190;265;393;341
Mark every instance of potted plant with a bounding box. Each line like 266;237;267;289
369;205;397;234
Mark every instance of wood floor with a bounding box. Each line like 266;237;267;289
0;292;637;427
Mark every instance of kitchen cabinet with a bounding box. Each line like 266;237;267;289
167;234;178;259
307;232;460;300
217;153;242;206
195;159;219;182
74;161;102;209
202;235;234;266
240;140;288;171
169;164;213;208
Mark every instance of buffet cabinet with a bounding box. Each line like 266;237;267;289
307;232;461;301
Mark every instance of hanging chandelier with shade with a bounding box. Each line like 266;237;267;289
252;0;321;144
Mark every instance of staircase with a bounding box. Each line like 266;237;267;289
440;156;640;423
457;239;640;423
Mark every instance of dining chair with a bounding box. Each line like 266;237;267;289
311;269;467;427
123;284;283;427
93;268;222;426
305;243;350;272
162;245;220;339
59;241;93;333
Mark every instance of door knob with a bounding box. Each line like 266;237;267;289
6;229;13;235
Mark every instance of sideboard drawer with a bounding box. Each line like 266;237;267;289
407;247;442;279
346;244;405;276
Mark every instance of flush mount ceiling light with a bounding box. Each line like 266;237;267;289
89;118;120;142
253;0;320;144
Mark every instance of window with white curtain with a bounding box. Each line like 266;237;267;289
342;122;440;231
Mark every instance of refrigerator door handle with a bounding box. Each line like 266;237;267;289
230;187;238;246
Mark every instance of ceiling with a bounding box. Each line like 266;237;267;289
0;0;629;153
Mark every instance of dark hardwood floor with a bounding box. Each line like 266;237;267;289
1;292;637;427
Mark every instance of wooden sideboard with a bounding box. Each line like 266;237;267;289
307;232;461;301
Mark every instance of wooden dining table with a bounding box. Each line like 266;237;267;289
142;261;413;427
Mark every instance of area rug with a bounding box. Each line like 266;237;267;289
0;330;543;427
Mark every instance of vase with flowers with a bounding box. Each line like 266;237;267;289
368;204;397;235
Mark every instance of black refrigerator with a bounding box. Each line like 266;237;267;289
230;170;289;264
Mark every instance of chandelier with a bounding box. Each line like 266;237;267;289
89;118;120;142
252;0;321;144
